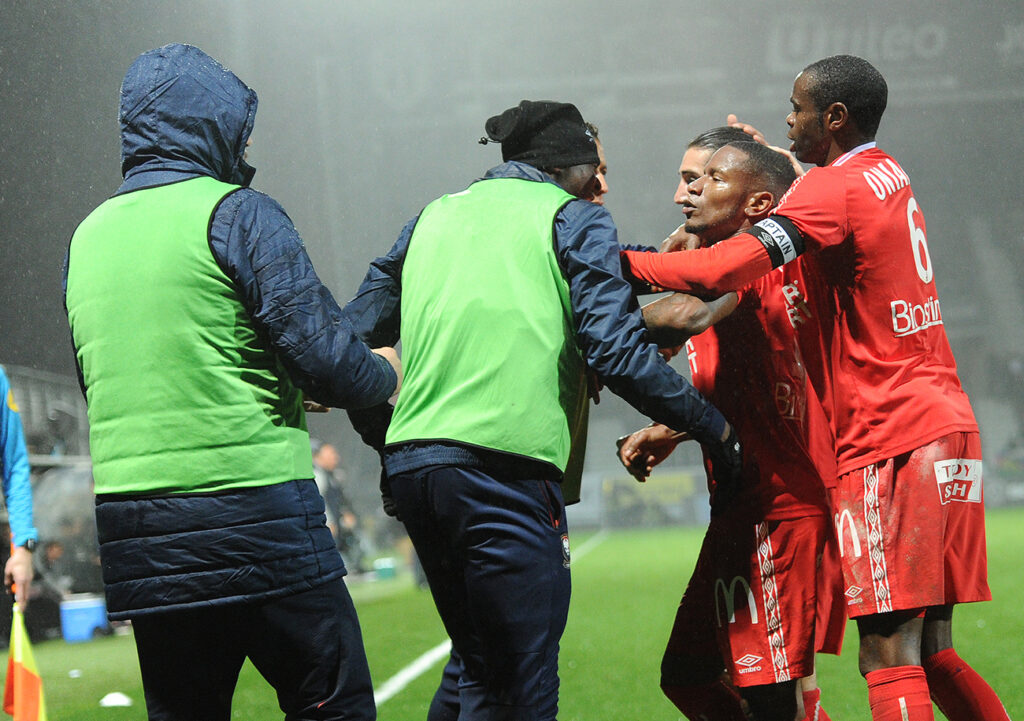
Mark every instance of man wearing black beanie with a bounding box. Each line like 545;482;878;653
483;100;600;175
346;99;740;720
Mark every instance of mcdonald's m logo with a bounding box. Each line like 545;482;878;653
834;509;862;559
714;576;758;627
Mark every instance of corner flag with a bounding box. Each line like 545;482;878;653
3;606;46;721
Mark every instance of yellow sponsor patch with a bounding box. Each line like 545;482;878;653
7;389;19;413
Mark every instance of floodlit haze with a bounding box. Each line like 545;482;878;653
2;0;1022;486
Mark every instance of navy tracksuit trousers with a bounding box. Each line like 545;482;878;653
388;464;572;721
131;577;375;721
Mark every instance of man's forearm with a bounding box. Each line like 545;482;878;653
641;291;739;346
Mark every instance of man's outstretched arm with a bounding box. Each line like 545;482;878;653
623;217;805;296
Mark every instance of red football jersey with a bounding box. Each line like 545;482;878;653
686;263;834;519
772;143;977;475
779;257;838;487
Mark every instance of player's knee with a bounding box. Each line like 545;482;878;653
921;604;954;659
856;610;925;675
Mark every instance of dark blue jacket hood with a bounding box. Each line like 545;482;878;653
119;43;257;186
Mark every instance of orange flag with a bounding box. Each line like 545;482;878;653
3;607;46;721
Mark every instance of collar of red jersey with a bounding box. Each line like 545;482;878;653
832;141;877;167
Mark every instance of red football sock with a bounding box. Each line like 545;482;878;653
923;648;1011;721
865;666;934;721
802;687;832;721
662;678;748;721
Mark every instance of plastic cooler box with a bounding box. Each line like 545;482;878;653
372;557;396;579
60;593;109;642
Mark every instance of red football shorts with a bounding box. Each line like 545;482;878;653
662;508;839;688
828;431;991;618
815;523;847;655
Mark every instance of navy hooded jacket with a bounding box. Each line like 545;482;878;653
111;43;397;408
65;43;394;618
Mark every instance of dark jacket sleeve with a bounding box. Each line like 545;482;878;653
554;200;727;445
339;215;419;452
617;243;659;295
208;188;397;409
619;242;658;253
342;216;417;347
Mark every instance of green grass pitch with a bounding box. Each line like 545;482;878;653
10;506;1023;719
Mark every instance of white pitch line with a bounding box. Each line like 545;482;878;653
374;638;453;706
373;528;610;706
570;529;609;562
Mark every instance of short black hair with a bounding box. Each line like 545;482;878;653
723;141;797;204
801;55;888;138
687;126;751;152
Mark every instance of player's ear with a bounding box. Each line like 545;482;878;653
824;101;848;133
745;190;774;218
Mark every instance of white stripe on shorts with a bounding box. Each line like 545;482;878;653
755;522;791;682
863;464;893;613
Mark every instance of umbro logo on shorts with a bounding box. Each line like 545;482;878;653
735;654;763;674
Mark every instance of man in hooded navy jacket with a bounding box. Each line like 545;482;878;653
64;44;400;721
